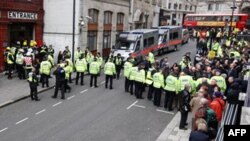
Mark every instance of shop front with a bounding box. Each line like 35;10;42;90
0;1;44;72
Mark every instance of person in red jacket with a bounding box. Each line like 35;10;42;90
209;91;225;122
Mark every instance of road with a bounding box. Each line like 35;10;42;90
0;41;196;141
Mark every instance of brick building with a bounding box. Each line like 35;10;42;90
0;0;44;71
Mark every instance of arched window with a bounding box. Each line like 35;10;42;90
104;11;112;24
117;13;124;24
88;9;99;23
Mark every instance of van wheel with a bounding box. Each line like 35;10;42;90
174;45;178;51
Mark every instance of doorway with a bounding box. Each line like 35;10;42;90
8;23;34;46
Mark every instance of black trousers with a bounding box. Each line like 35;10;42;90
16;64;25;79
69;73;72;83
41;74;49;87
105;75;113;89
130;80;134;95
30;85;38;100
76;72;84;85
154;88;162;107
164;90;175;110
115;65;122;79
180;110;188;128
54;81;65;99
8;64;13;78
135;81;143;99
90;74;98;87
64;79;71;92
125;77;130;92
147;84;154;100
175;93;182;109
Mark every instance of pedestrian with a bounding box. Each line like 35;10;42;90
40;56;52;88
114;54;122;79
75;47;83;61
75;53;87;85
189;122;209;141
179;84;191;130
148;51;155;68
123;58;133;92
65;57;73;83
210;91;225;122
48;45;55;57
164;71;178;111
104;58;116;89
24;52;33;78
89;57;100;88
152;68;165;107
16;49;25;79
134;63;146;99
27;68;40;101
64;60;72;93
52;65;66;100
6;47;15;79
190;92;204;131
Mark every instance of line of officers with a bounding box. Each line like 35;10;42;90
123;56;227;110
27;50;124;101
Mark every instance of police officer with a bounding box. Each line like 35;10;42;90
40;56;52;88
75;47;83;61
63;46;71;59
104;58;116;89
65;57;73;83
64;60;72;93
89;57;100;88
124;58;133;92
52;65;66;99
129;64;138;95
75;53;87;85
153;68;165;107
6;47;15;79
28;68;39;101
164;71;179;111
146;64;157;100
211;70;227;93
148;51;155;68
48;45;55;57
134;63;146;99
114;54;122;79
16;49;25;79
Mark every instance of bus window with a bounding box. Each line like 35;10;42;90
170;33;173;40
144;39;148;47
148;37;155;47
163;34;167;42
206;16;216;21
186;16;193;21
195;16;205;21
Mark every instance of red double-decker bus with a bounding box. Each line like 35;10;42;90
183;14;248;30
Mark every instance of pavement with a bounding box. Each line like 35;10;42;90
0;41;196;141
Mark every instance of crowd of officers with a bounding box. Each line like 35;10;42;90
4;28;250;140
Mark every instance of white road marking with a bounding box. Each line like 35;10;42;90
134;104;146;109
0;127;8;133
16;117;29;125
35;109;46;115
156;109;174;115
126;101;138;110
100;81;105;84
67;95;75;100
80;89;88;94
52;102;62;107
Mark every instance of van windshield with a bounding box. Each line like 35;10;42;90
158;35;163;43
115;41;135;50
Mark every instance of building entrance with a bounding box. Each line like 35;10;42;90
9;23;34;46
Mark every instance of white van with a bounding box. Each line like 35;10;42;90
182;28;190;44
113;29;159;62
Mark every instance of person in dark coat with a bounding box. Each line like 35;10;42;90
189;122;209;141
52;65;66;100
179;84;191;130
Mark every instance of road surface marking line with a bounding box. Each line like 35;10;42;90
67;95;75;100
156;109;174;115
16;117;29;125
52;102;62;107
100;81;105;84
126;101;138;110
80;89;88;94
134;104;146;108
0;127;8;133
35;109;46;115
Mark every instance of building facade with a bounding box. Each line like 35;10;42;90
44;0;129;58
0;0;44;71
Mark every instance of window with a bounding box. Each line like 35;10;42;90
174;3;177;10
186;16;193;21
172;32;179;39
168;3;171;9
190;6;192;11
144;39;148;47
88;9;99;23
147;37;154;47
208;4;213;11
215;3;220;11
104;11;112;24
185;5;188;10
135;42;140;51
117;13;124;24
179;4;182;10
103;31;111;48
87;31;97;51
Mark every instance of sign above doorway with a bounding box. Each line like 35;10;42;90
8;11;37;20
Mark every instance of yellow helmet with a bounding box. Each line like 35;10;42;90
6;47;11;50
